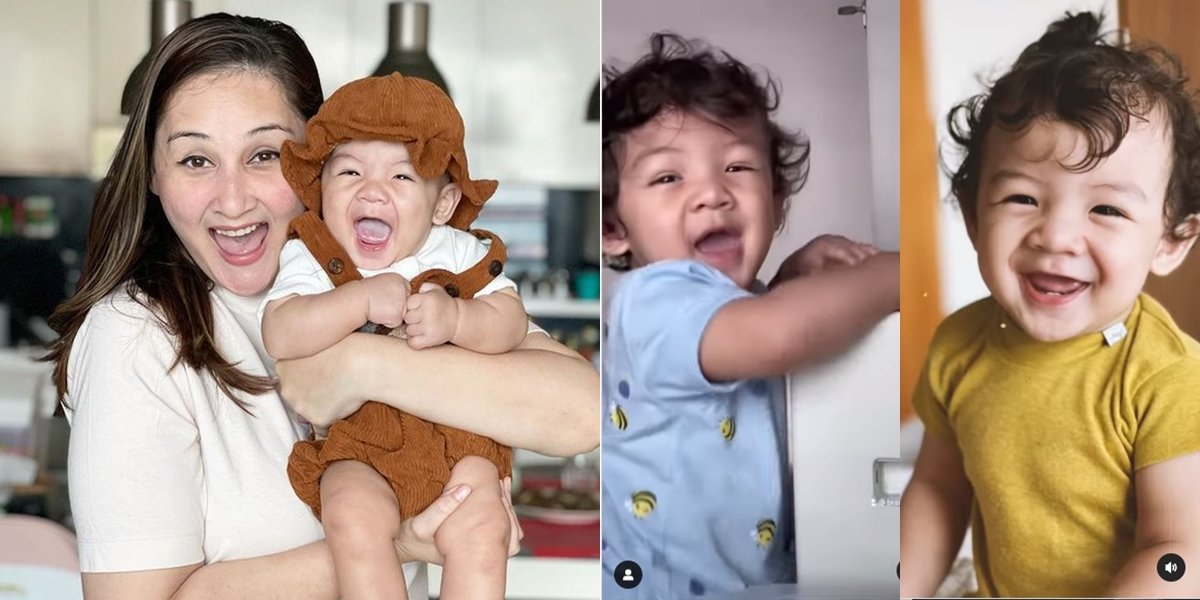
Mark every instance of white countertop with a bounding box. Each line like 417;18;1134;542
428;556;599;600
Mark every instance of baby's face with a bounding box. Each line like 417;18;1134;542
605;110;777;289
320;140;455;270
971;112;1186;341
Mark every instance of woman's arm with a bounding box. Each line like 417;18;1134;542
81;481;502;600
275;331;599;457
82;542;334;600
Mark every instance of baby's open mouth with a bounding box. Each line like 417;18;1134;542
1022;272;1089;304
694;227;743;254
354;217;392;251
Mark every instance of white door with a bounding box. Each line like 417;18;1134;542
789;1;900;598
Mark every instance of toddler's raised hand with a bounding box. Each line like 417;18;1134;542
404;282;460;349
363;272;410;328
771;234;879;287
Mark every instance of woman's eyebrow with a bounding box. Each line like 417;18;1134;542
165;124;291;144
166;131;207;144
246;124;292;137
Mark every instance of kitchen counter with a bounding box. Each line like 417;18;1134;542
428;556;599;600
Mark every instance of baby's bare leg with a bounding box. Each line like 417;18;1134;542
435;456;511;600
321;460;406;600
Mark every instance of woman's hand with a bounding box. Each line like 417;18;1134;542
275;335;369;427
770;234;879;288
394;477;524;565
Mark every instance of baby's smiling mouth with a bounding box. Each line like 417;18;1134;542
694;227;742;253
354;217;392;250
1022;272;1090;304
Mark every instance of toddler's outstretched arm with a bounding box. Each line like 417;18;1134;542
1107;451;1200;596
700;251;899;382
900;431;973;597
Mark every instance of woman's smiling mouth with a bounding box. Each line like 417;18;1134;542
210;222;268;265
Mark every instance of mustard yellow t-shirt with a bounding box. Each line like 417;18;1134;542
914;294;1200;597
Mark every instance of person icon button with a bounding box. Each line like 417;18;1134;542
1158;553;1186;582
615;560;644;589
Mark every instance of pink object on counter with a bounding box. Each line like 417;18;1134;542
0;515;79;571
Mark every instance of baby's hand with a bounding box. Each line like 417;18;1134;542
362;273;410;328
404;282;460;349
772;234;879;287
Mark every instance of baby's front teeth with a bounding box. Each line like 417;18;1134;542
215;224;261;238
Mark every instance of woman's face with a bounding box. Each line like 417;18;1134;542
150;70;307;296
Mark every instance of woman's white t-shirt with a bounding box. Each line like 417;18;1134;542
63;285;426;596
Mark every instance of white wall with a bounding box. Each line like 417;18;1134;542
0;0;93;175
922;0;1117;315
603;0;882;283
868;0;900;251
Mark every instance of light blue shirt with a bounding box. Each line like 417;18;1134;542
601;260;795;599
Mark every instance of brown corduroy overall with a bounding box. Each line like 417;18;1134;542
283;213;513;519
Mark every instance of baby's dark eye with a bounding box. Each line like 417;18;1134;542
338;169;360;177
179;156;212;169
726;164;755;173
1092;205;1127;219
393;174;414;182
1004;194;1037;206
650;174;680;185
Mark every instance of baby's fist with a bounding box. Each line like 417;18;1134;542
363;273;410;328
404;283;459;349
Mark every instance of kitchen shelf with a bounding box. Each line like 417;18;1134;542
525;298;601;320
428;557;599;600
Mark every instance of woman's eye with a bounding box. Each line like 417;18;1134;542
650;174;680;185
1092;204;1127;219
179;156;212;169
251;150;280;163
1003;194;1037;206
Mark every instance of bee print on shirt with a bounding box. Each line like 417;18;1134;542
718;416;735;441
611;405;628;430
631;490;657;519
756;519;776;548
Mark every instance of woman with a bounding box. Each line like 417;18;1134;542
46;13;598;600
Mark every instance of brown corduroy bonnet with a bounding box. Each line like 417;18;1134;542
281;73;497;230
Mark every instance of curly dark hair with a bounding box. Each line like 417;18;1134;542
601;32;811;270
947;11;1200;241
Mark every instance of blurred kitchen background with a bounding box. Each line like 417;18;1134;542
0;1;600;598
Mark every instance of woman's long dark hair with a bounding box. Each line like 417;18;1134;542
47;13;324;405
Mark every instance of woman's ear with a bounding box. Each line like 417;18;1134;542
432;182;463;225
1150;215;1200;276
149;167;160;196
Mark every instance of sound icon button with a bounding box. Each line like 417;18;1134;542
1158;553;1186;582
